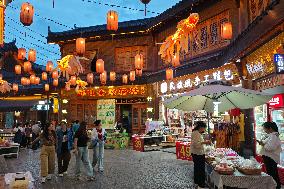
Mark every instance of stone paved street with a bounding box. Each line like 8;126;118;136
5;148;195;189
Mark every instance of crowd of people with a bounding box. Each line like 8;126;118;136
13;120;107;183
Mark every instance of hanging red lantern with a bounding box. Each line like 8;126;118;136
15;65;21;75
135;54;143;70
12;83;18;92
70;76;76;86
42;72;47;81
52;70;59;79
166;68;173;80
76;38;85;56
21;77;27;85
53;78;58;87
18;48;26;60
96;59;104;74
23;61;32;72
136;69;142;77
172;54;180;67
130;71;135;82
221;22;233;40
122;74;128;84
26;78;30;85
100;71;107;85
44;84;49;92
20;2;34;26
46;61;53;72
28;49;36;62
87;73;94;84
110;71;116;81
107;10;118;31
30;74;36;84
35;77;40;84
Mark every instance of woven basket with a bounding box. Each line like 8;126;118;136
237;167;262;175
215;169;234;175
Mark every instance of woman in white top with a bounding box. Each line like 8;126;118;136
191;121;211;189
257;122;281;189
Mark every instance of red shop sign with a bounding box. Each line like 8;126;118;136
269;94;284;108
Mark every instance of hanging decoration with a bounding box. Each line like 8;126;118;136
100;71;107;85
58;55;84;80
30;74;36;84
122;74;128;84
18;48;26;60
75;78;88;93
159;13;199;64
110;71;116;81
42;72;47;80
0;79;12;93
53;78;58;87
96;59;104;74
87;73;94;84
136;69;142;77
135;54;143;70
46;61;53;72
26;78;30;85
52;70;59;79
44;84;49;92
166;68;173;80
140;0;151;16
23;61;32;72
12;83;18;92
35;77;40;84
28;49;36;62
76;38;85;56
107;10;118;31
172;53;180;67
21;77;27;85
130;71;135;82
15;65;21;75
221;22;233;40
20;2;34;26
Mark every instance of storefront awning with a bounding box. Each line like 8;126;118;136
0;100;38;112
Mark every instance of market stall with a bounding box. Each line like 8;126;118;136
0;138;19;158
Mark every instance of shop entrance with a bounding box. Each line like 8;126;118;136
132;104;147;134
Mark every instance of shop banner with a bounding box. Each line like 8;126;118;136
274;54;284;74
176;141;192;161
132;136;144;152
97;99;115;129
269;94;284;108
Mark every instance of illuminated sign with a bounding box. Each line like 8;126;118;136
53;98;59;113
269;94;284;108
274;54;284;74
246;62;264;75
76;85;147;98
160;64;239;94
0;7;4;45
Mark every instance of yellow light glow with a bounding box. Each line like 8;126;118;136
62;99;68;104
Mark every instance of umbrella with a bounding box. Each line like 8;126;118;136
164;81;273;113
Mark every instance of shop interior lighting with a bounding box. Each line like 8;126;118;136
34;94;42;96
38;100;45;105
62;109;67;114
62;99;68;104
147;107;153;112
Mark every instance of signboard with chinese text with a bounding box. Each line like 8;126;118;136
159;64;240;95
97;99;116;129
176;141;192;161
53;98;59;113
274;54;284;74
75;85;147;98
269;94;284;108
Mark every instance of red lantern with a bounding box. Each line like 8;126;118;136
100;71;107;85
130;71;135;82
70;76;76;86
21;77;27;85
12;83;18;92
15;65;21;75
23;61;32;72
76;38;85;56
35;77;40;84
53;78;58;87
221;22;232;40
135;54;143;70
20;2;34;26
42;72;47;81
18;48;26;60
30;74;36;84
172;54;180;67
87;73;94;84
46;61;53;72
107;10;118;31
28;49;36;62
136;69;142;77
166;68;173;80
44;84;49;92
96;59;104;74
26;78;30;85
122;74;128;84
110;71;116;81
52;70;59;79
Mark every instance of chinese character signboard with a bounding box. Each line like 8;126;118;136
159;64;240;95
274;54;284;74
269;94;284;108
97;99;116;129
53;98;59;113
76;85;147;98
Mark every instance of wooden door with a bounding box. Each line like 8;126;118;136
132;104;147;134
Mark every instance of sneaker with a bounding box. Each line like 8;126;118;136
41;177;46;183
46;174;52;180
87;176;95;181
58;174;63;177
63;171;68;175
99;169;104;173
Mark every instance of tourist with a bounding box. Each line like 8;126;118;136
32;122;57;183
257;122;281;189
32;121;41;150
56;121;73;177
91;120;107;172
191;121;211;189
13;123;23;145
24;123;32;148
72;120;80;135
73;121;94;180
